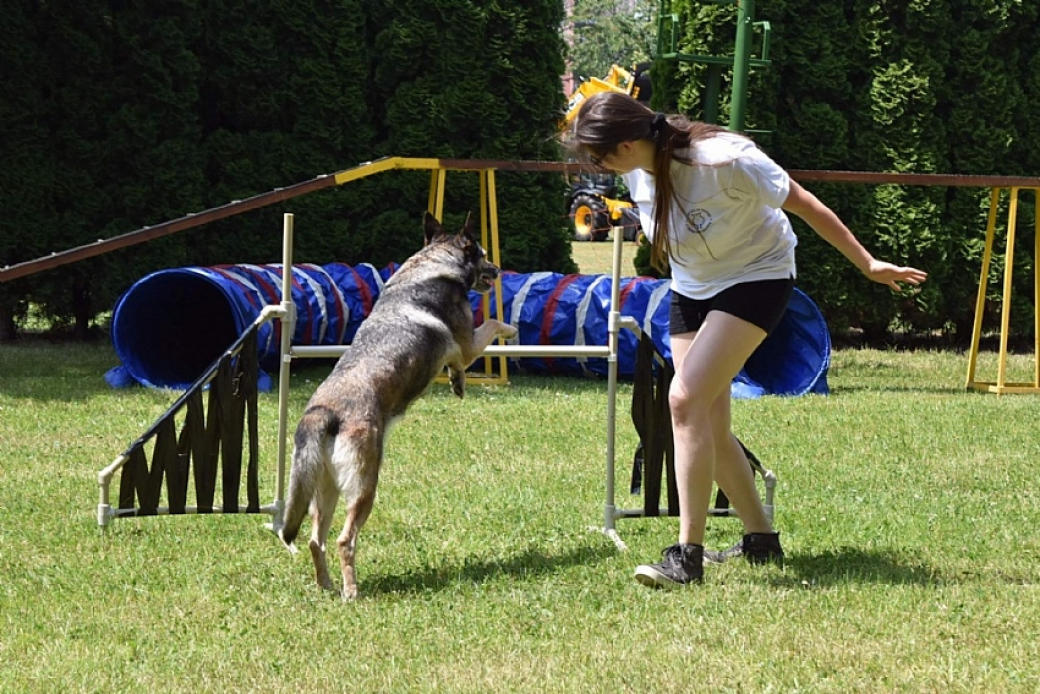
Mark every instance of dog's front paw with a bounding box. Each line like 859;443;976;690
449;368;466;399
497;322;518;340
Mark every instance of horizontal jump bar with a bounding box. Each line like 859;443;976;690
290;344;614;359
102;503;279;521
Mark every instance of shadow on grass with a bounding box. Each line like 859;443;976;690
366;542;618;596
772;546;937;587
0;341;122;402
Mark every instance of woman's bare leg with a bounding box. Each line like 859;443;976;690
713;417;773;534
668;311;769;545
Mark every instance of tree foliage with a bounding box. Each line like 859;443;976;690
7;2;1040;344
363;0;572;270
653;0;1040;342
566;0;658;81
0;0;572;339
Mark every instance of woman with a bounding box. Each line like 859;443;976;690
569;91;927;587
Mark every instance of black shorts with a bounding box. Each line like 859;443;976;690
669;277;795;335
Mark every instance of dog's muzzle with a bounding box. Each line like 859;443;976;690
474;262;500;293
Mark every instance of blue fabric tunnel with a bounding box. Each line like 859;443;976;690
106;263;394;390
108;266;830;398
482;272;829;398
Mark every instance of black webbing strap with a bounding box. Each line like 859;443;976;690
630;333;763;518
242;330;261;513
196;375;221;512
630;334;678;516
118;447;146;512
114;324;263;518
216;356;242;513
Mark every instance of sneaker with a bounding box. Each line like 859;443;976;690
703;532;784;567
634;543;704;588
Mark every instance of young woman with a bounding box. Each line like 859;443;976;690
569;91;927;587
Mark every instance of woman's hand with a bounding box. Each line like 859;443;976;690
864;260;928;292
784;181;929;291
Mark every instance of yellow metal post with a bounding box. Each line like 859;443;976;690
966;188;1000;389
966;186;1040;394
427;163;509;386
478;169;510;384
996;188;1020;389
428;169;447;219
1035;191;1040;386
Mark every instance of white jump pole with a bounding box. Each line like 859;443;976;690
600;226;629;550
268;213;297;533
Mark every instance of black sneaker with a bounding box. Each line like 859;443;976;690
703;532;784;567
634;543;704;588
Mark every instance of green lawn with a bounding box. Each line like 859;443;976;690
568;236;641;276
1;340;1039;692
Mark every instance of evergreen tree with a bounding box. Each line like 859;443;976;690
14;0;118;339
567;0;658;82
13;1;1039;341
191;0;375;266
364;0;573;272
1;1;206;338
654;0;1039;342
937;0;1037;338
0;1;52;338
93;0;208;330
2;0;574;338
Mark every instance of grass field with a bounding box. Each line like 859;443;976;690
570;236;641;276
1;240;1039;692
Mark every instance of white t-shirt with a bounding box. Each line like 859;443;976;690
622;132;797;300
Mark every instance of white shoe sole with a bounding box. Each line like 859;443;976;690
633;565;685;588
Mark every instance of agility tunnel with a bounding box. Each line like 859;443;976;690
106;265;830;398
105;262;395;390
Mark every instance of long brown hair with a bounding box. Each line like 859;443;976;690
567;92;729;273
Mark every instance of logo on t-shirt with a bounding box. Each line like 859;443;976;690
684;208;716;259
685;208;711;234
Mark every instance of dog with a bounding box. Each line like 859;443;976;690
277;211;517;599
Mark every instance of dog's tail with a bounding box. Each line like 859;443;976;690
278;408;333;554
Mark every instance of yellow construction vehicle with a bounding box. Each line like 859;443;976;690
564;62;651;242
564;63;650;123
568;173;641;242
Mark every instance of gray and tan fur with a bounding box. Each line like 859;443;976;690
277;211;516;599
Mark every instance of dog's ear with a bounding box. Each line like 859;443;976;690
458;211;479;245
422;211;449;245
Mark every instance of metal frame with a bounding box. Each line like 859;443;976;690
656;0;771;131
265;159;641;548
965;186;1040;394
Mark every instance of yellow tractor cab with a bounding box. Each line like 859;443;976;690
568;172;641;243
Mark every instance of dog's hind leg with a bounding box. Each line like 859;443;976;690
329;428;382;600
337;486;376;601
308;470;340;592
